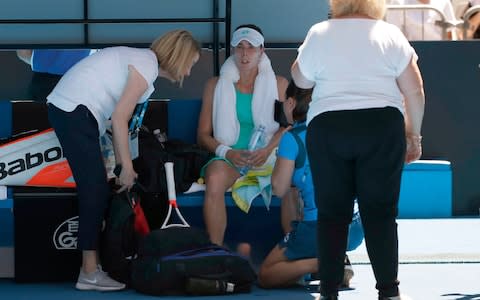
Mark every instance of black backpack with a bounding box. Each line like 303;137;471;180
100;190;145;286
133;127;213;194
130;227;257;296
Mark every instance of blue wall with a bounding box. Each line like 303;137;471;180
410;41;480;215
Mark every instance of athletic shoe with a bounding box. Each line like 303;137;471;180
75;265;126;291
380;294;412;300
341;255;354;288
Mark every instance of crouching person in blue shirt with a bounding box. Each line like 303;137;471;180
258;80;364;288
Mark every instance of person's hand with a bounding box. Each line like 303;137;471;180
405;134;422;164
248;147;270;167
116;165;138;193
225;149;250;168
280;125;292;134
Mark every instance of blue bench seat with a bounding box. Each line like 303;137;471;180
399;160;452;218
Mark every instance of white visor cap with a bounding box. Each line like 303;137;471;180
231;27;264;47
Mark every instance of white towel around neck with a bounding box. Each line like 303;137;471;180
212;53;279;146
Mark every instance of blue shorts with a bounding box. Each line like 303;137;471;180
279;220;317;260
279;212;364;260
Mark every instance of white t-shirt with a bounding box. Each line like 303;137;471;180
386;0;458;40
297;19;416;125
47;46;158;135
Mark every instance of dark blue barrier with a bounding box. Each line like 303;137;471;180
0;100;12;139
0;100;13;248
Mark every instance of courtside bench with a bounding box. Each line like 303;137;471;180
399;160;452;218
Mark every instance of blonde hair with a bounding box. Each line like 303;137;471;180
150;29;200;85
330;0;386;20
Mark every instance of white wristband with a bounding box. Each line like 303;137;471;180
215;144;231;159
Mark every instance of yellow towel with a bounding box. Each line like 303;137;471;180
231;151;276;213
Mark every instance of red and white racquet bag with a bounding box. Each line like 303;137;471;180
0;128;75;188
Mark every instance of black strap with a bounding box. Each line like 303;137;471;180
289;124;306;169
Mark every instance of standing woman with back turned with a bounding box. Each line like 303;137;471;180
47;30;200;292
291;0;425;299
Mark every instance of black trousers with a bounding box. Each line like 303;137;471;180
306;107;405;298
48;104;110;250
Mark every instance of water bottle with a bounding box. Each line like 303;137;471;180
185;277;235;295
239;125;266;175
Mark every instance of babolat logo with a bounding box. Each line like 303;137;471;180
0;146;64;180
53;216;79;250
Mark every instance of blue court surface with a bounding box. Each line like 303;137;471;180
1;218;479;300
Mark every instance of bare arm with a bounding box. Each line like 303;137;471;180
271;157;295;197
291;59;315;89
396;57;425;163
197;77;220;152
111;65;148;190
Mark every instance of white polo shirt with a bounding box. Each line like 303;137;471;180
47;46;158;135
297;19;416;125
